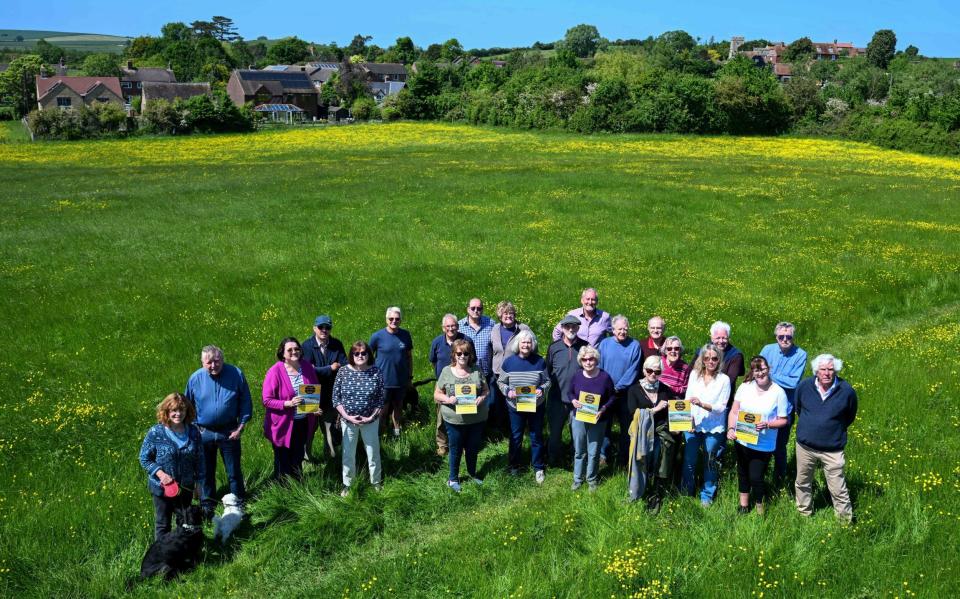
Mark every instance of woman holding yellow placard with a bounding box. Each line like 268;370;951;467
262;337;322;481
567;345;616;492
626;355;678;511
434;339;489;492
498;330;551;483
726;356;789;515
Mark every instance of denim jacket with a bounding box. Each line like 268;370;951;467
138;424;205;497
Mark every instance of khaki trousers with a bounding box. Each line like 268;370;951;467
795;442;853;521
436;405;448;453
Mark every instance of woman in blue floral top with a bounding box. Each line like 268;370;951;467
332;340;385;496
139;392;205;540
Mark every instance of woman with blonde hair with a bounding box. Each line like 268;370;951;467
681;343;731;506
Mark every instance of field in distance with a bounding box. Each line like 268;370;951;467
0;29;131;53
0;123;958;597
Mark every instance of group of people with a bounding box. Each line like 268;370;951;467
139;288;859;539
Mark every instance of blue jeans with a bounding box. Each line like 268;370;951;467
570;415;605;484
774;412;795;481
199;427;245;509
682;431;725;503
508;405;545;471
445;421;484;481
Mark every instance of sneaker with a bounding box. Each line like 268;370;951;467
588;481;598;493
535;470;546;485
646;495;662;514
599;455;608;468
737;505;750;515
571;481;582;491
701;499;713;507
447;480;462;493
392;428;401;438
509;467;521;477
373;483;384;492
437;447;448;457
469;476;483;486
339;486;350;498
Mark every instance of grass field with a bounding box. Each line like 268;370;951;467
1;123;959;597
0;29;130;54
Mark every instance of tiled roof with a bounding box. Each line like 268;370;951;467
36;76;123;100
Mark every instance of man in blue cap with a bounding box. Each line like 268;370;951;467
302;314;347;461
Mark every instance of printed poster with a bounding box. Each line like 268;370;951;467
575;391;601;424
297;384;322;415
514;385;537;412
455;383;478;415
668;399;693;432
735;411;761;445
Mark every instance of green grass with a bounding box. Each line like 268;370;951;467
1;123;959;597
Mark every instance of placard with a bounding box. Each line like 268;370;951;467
668;399;692;432
735;411;761;445
455;383;478;415
297;384;322;415
515;385;537;412
575;391;601;424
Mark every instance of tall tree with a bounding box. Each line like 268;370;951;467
387;36;417;64
563;24;601;58
782;37;816;63
346;34;372;58
161;22;193;42
190;20;217;38
440;38;464;61
35;39;65;65
267;37;310;64
211;16;239;42
0;54;43;117
866;29;897;69
80;54;120;77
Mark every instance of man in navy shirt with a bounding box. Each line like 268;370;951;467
370;306;414;438
794;354;857;523
429;314;464;456
302;314;347;460
184;345;252;519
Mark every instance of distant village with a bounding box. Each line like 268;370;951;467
21;37;864;124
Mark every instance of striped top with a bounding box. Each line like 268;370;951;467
498;353;551;410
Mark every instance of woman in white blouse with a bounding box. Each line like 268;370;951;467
681;343;731;505
726;356;788;515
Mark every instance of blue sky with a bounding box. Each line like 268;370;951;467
5;0;958;56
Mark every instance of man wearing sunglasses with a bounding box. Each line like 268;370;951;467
760;321;808;485
302;315;347;461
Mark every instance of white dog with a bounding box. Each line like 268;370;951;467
212;493;244;544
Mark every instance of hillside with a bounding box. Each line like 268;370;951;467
0;29;131;53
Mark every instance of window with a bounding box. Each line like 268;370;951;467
121;81;133;89
97;97;109;103
136;82;142;89
57;97;71;107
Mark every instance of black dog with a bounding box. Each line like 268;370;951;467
139;504;205;580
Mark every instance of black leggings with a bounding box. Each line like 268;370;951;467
736;443;772;504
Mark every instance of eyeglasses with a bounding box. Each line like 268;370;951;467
582;357;597;362
455;352;469;357
285;348;301;353
316;325;331;331
703;356;720;362
644;368;662;375
777;334;793;341
752;367;769;374
665;347;681;352
468;306;483;312
388;317;401;322
353;351;368;357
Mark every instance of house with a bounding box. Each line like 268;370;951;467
832;42;865;58
325;105;350;122
120;62;176;101
357;62;407;82
773;63;793;82
284;63;339;91
368;81;406;103
226;69;319;118
140;82;211;112
35;75;124;111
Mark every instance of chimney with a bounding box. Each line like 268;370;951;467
301;66;306;71
127;60;134;70
249;64;255;70
59;57;65;67
40;65;48;78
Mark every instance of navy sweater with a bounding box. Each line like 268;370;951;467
795;376;858;451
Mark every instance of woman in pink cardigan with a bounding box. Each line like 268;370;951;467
262;337;321;480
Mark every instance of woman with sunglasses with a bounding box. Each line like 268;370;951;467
566;345;615;492
626;355;678;511
262;337;322;481
332;341;385;496
726;356;788;515
434;339;488;492
681;343;731;506
369;306;413;438
659;336;691;396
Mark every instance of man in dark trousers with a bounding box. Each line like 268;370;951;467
302;314;347;461
545;316;587;465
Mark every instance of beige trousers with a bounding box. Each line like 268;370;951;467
795;442;853;521
436;405;448;453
